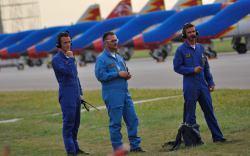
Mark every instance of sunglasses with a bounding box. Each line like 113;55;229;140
105;39;119;44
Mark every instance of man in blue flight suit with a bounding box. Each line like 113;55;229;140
173;23;226;143
52;31;89;156
95;31;145;153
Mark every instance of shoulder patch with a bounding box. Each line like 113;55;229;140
108;63;115;68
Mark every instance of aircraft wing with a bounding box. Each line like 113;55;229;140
72;15;135;50
3;26;66;55
126;3;223;49
27;21;98;55
196;0;250;38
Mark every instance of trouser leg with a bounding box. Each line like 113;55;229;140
123;93;141;150
61;106;77;153
198;88;224;140
105;92;125;150
183;89;198;125
72;103;81;151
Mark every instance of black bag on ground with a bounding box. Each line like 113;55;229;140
162;123;204;151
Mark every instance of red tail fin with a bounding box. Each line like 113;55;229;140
180;0;202;7
77;4;101;23
173;0;202;11
139;0;165;14
106;0;132;19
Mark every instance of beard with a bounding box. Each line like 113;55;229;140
191;35;196;39
187;35;197;42
111;44;118;51
62;46;70;52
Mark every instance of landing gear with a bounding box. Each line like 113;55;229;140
26;59;34;67
205;47;217;59
78;51;96;66
202;42;217;59
234;43;247;54
17;63;24;70
0;59;25;70
35;59;43;66
26;58;43;67
119;47;134;61
232;37;247;54
149;44;172;62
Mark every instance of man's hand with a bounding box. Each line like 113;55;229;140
194;66;203;73
119;71;132;80
66;51;74;58
119;71;129;78
209;85;215;92
126;72;132;80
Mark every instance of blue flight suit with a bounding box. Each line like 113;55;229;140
173;42;224;141
95;49;141;150
52;51;83;154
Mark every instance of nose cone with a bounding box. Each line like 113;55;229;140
123;34;147;50
0;48;8;59
27;45;36;57
92;38;103;52
0;48;20;59
27;45;48;58
132;34;146;49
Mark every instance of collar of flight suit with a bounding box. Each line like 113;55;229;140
103;48;117;60
58;50;68;59
184;41;197;50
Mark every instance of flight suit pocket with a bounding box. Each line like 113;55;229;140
184;53;193;66
107;63;118;72
184;58;193;66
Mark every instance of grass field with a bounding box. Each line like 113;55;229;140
1;89;250;156
132;39;235;59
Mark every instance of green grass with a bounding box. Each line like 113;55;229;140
0;89;250;156
213;38;234;53
132;50;151;59
132;38;234;59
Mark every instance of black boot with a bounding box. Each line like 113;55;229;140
130;147;146;153
77;149;90;155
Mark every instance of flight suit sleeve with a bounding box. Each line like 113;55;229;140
173;48;195;75
204;57;215;87
95;58;119;82
52;57;75;76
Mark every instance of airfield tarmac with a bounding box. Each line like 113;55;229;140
0;52;249;91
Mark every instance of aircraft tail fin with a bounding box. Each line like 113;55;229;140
139;0;165;14
106;0;132;19
77;4;101;23
172;0;202;11
214;0;236;3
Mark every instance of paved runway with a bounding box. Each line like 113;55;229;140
0;52;250;91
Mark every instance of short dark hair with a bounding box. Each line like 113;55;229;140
182;23;195;36
56;31;70;48
102;31;115;41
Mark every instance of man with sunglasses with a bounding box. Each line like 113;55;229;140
52;32;89;156
95;31;144;153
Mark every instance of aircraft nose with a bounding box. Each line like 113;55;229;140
0;48;8;59
132;34;146;49
27;46;36;54
92;38;103;52
27;46;37;57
